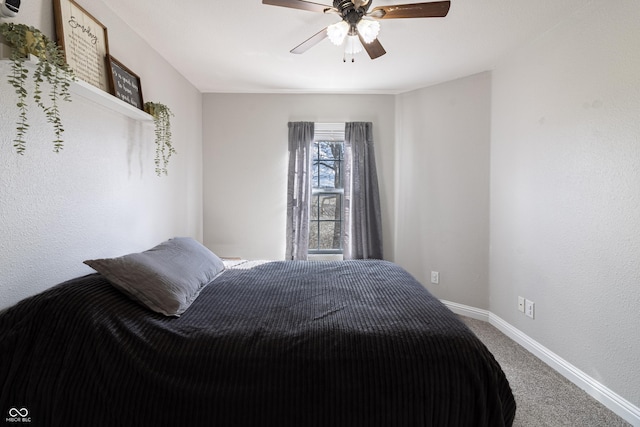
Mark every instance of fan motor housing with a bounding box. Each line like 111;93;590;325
334;0;369;24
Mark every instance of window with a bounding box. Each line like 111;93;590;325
287;121;382;260
309;124;344;254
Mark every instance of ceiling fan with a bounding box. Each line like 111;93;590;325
263;0;451;61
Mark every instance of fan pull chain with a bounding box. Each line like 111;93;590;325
343;52;356;63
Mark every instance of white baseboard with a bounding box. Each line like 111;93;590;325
442;300;640;427
441;299;490;322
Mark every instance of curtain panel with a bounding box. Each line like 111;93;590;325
344;122;384;260
285;122;314;260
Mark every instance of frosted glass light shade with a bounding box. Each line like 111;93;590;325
327;21;349;46
357;19;380;44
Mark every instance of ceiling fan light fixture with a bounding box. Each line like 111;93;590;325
356;19;380;43
327;21;349;45
344;35;364;55
264;0;452;60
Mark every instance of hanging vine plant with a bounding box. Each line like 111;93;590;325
0;23;75;154
144;101;176;176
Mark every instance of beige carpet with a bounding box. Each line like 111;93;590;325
460;316;631;427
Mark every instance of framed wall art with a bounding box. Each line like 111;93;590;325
53;0;110;92
107;55;144;110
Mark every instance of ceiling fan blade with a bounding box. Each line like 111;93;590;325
357;32;386;59
262;0;333;13
291;28;329;54
368;1;450;19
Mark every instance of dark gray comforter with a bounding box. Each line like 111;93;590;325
0;260;515;426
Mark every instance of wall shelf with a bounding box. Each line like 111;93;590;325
0;51;152;122
69;77;152;121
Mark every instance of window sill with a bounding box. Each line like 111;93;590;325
308;254;344;261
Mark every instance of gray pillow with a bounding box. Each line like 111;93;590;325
84;237;225;317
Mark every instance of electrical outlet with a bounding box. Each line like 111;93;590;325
518;296;525;313
430;271;439;284
525;299;535;319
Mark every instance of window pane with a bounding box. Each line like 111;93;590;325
310;195;318;220
312;163;342;189
333;160;342;188
319;221;342;250
318;162;337;188
311;161;318;187
308;221;319;250
318;194;341;220
318;141;343;160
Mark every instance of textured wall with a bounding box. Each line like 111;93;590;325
0;0;203;310
490;0;640;408
394;72;492;309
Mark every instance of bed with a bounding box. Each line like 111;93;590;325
0;238;515;426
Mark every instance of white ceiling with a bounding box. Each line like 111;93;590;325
101;0;587;94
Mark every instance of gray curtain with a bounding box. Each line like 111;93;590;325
285;122;314;260
343;122;383;259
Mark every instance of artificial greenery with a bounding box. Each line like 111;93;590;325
0;22;74;154
144;101;175;176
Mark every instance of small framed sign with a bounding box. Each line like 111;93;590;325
54;0;110;92
106;56;144;110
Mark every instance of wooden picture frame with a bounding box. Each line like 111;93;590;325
53;0;110;92
107;56;144;110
